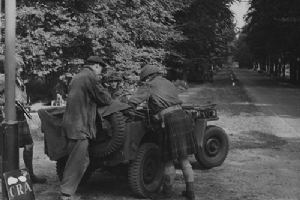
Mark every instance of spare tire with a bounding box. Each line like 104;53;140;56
91;112;126;157
195;125;229;169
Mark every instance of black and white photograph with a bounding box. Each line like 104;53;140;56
0;0;300;199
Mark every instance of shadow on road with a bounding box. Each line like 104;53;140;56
230;131;287;150
77;172;132;199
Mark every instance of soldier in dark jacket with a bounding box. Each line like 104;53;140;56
0;56;46;184
60;56;112;200
104;73;123;99
128;64;196;200
104;73;131;102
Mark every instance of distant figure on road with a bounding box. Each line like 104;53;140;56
173;79;189;92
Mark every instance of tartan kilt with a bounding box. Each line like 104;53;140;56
18;119;33;147
160;109;196;161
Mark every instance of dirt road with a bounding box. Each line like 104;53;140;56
233;69;300;138
179;68;300;200
2;67;300;200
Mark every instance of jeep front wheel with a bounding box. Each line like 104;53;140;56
195;125;229;169
128;143;163;198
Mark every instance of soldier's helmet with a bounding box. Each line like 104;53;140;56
107;73;122;82
140;64;161;81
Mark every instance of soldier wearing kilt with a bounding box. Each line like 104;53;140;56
0;56;46;184
161;109;196;162
129;64;196;200
17;108;33;147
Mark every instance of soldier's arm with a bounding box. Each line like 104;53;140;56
128;84;150;108
0;97;4;106
87;75;112;106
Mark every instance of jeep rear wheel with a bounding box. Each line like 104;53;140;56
128;143;163;198
195;125;229;169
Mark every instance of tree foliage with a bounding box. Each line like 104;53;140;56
16;0;176;81
168;0;236;81
1;0;236;101
232;33;253;68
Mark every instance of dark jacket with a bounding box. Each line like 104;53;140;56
129;76;182;114
129;75;196;160
62;67;112;140
0;74;28;120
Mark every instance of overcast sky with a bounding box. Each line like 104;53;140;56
230;1;250;29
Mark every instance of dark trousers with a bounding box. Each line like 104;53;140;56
60;139;89;195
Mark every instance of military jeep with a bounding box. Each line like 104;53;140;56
38;100;229;198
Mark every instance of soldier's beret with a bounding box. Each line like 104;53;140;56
86;56;106;66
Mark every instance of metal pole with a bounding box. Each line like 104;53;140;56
2;0;19;199
5;0;16;121
0;0;2;46
0;0;2;45
0;0;2;194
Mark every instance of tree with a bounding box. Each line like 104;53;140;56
167;0;236;81
243;0;300;82
10;0;184;101
233;33;253;68
0;0;238;101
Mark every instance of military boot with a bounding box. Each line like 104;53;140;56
58;193;81;200
182;182;195;200
160;175;175;198
23;149;47;184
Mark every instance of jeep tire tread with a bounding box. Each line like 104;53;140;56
195;125;229;169
92;112;126;157
128;143;163;198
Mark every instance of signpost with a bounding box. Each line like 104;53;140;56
3;169;35;200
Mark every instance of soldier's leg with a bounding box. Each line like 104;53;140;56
23;144;47;184
60;139;89;196
179;156;195;200
19;117;46;184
